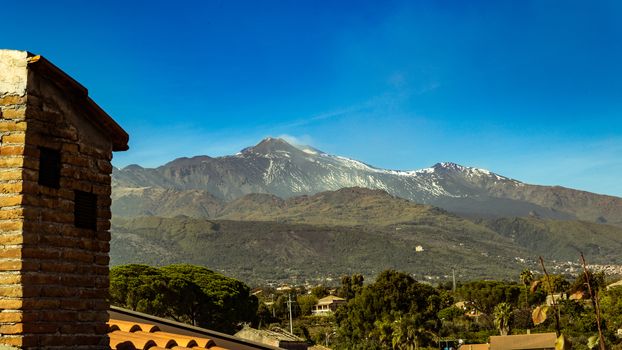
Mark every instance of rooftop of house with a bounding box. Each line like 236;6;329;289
235;326;306;343
109;307;281;350
1;49;129;151
316;295;346;305
489;332;556;350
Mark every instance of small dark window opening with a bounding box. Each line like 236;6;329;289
74;190;97;230
38;147;61;188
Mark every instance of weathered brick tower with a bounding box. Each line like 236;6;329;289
0;50;128;348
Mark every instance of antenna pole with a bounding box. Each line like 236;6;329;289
287;294;294;334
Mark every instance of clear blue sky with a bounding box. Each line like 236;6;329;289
3;1;621;196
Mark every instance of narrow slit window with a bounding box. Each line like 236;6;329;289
38;147;61;188
74;190;97;230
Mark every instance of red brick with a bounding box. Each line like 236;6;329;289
22;247;61;260
0;272;21;284
0;298;23;309
0;259;22;271
40;286;77;298
0;323;23;334
0;311;23;323
0;121;27;132
0;246;22;259
21;272;61;285
0;195;23;207
0;220;23;231
0;95;26;105
0;208;24;220
22;299;60;310
39;262;76;274
0;145;25;156
23;322;59;334
0;335;24;347
0;233;24;244
0;158;24;169
38;311;78;322
1;132;26;144
59;323;96;334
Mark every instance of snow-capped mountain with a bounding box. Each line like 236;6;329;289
112;137;622;225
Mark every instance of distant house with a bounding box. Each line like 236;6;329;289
489;332;556;350
546;293;567;306
277;285;293;292
454;301;482;318
235;326;308;350
312;295;347;315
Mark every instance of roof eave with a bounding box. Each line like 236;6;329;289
26;54;129;152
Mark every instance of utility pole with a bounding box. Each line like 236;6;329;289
271;294;275;318
452;268;456;292
287;294;294;334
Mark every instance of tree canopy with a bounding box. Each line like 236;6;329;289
110;264;257;333
457;281;522;315
335;270;446;349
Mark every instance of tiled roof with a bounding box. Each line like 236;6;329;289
109;318;229;350
489;332;556;350
316;295;345;305
235;326;305;343
26;53;129;151
109;307;281;350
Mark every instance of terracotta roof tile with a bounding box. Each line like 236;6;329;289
110;331;156;349
109;319;161;333
109;318;225;349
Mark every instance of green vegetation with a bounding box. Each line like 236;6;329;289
110;188;622;285
110;215;535;284
334;270;447;349
110;263;622;349
110;264;257;333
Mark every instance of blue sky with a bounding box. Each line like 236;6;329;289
2;1;621;196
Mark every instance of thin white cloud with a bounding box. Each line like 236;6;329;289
277;134;314;147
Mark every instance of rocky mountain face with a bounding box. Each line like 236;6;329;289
113;137;622;225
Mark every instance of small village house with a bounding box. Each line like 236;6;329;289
311;295;346;315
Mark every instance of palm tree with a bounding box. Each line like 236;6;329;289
520;269;534;307
373;319;393;349
494;302;513;336
391;316;419;350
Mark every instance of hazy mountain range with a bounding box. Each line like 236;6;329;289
113;137;622;225
109;138;622;284
110;187;622;284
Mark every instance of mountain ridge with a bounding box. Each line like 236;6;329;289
113;137;622;225
110;187;622;284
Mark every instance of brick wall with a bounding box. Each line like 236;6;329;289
0;50;122;349
0;87;28;348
